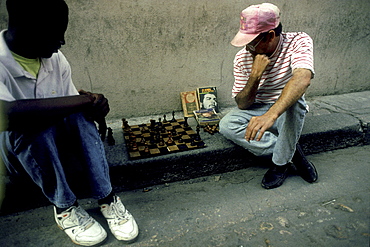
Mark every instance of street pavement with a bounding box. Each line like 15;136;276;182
0;145;369;247
0;91;369;246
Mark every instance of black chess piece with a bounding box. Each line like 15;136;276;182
178;136;184;143
160;124;166;133
107;127;115;146
183;117;189;127
150;119;156;130
171;127;177;137
195;125;201;141
190;138;196;146
170;111;176;122
163;114;167;123
122;118;130;131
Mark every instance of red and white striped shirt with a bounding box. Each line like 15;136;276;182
231;32;314;103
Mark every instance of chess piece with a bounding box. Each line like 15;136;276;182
107;127;115;146
183;117;189;127
166;136;174;145
204;124;213;134
122;118;130;131
171;128;177;137
155;132;161;143
129;131;136;142
190;138;196;146
150;119;156;130
195;125;201;141
130;141;138;151
163;114;168;123
170;111;176;122
149;132;156;144
158;138;165;146
197;141;205;147
178;137;184;143
212;124;219;133
143;146;150;154
161;124;166;133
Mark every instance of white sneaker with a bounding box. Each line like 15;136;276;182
100;195;139;242
54;205;107;246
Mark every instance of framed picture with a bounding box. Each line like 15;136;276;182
180;91;200;117
197;86;219;112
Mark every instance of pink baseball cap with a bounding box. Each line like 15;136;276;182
231;3;280;47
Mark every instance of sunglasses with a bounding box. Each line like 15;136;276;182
246;35;265;51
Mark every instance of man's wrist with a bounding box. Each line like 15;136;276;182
249;72;262;82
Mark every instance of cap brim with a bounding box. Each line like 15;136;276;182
230;31;259;47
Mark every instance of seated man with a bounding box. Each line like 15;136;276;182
0;0;138;245
219;3;318;189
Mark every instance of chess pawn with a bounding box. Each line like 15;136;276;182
196;125;200;134
195;125;201;141
171;128;177;137
129;131;136;142
158;138;165;147
143;146;150;154
163;114;168;123
166;136;174;145
170;111;176;122
130;141;138;151
122;118;130;131
183;117;189;127
178;137;184;143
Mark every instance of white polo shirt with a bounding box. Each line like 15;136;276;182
231;32;315;103
0;30;78;102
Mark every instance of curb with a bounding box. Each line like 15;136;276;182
1;92;369;214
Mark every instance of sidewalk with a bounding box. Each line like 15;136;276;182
1;91;369;214
104;90;370;190
1;144;369;247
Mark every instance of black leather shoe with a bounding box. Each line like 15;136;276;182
262;163;291;189
292;143;318;183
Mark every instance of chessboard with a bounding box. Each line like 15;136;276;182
122;117;206;159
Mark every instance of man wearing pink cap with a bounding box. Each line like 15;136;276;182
219;3;318;189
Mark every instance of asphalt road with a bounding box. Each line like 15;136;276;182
0;145;369;247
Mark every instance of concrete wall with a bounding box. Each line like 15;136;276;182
0;0;369;119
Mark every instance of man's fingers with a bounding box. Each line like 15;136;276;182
255;128;266;142
245;121;258;141
245;116;268;142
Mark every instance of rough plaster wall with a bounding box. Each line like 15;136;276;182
0;0;369;119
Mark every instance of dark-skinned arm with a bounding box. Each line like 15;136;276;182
1;91;109;132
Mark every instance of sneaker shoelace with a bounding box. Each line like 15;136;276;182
109;200;130;225
72;207;95;230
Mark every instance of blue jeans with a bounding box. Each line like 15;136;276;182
0;113;112;208
219;98;308;166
